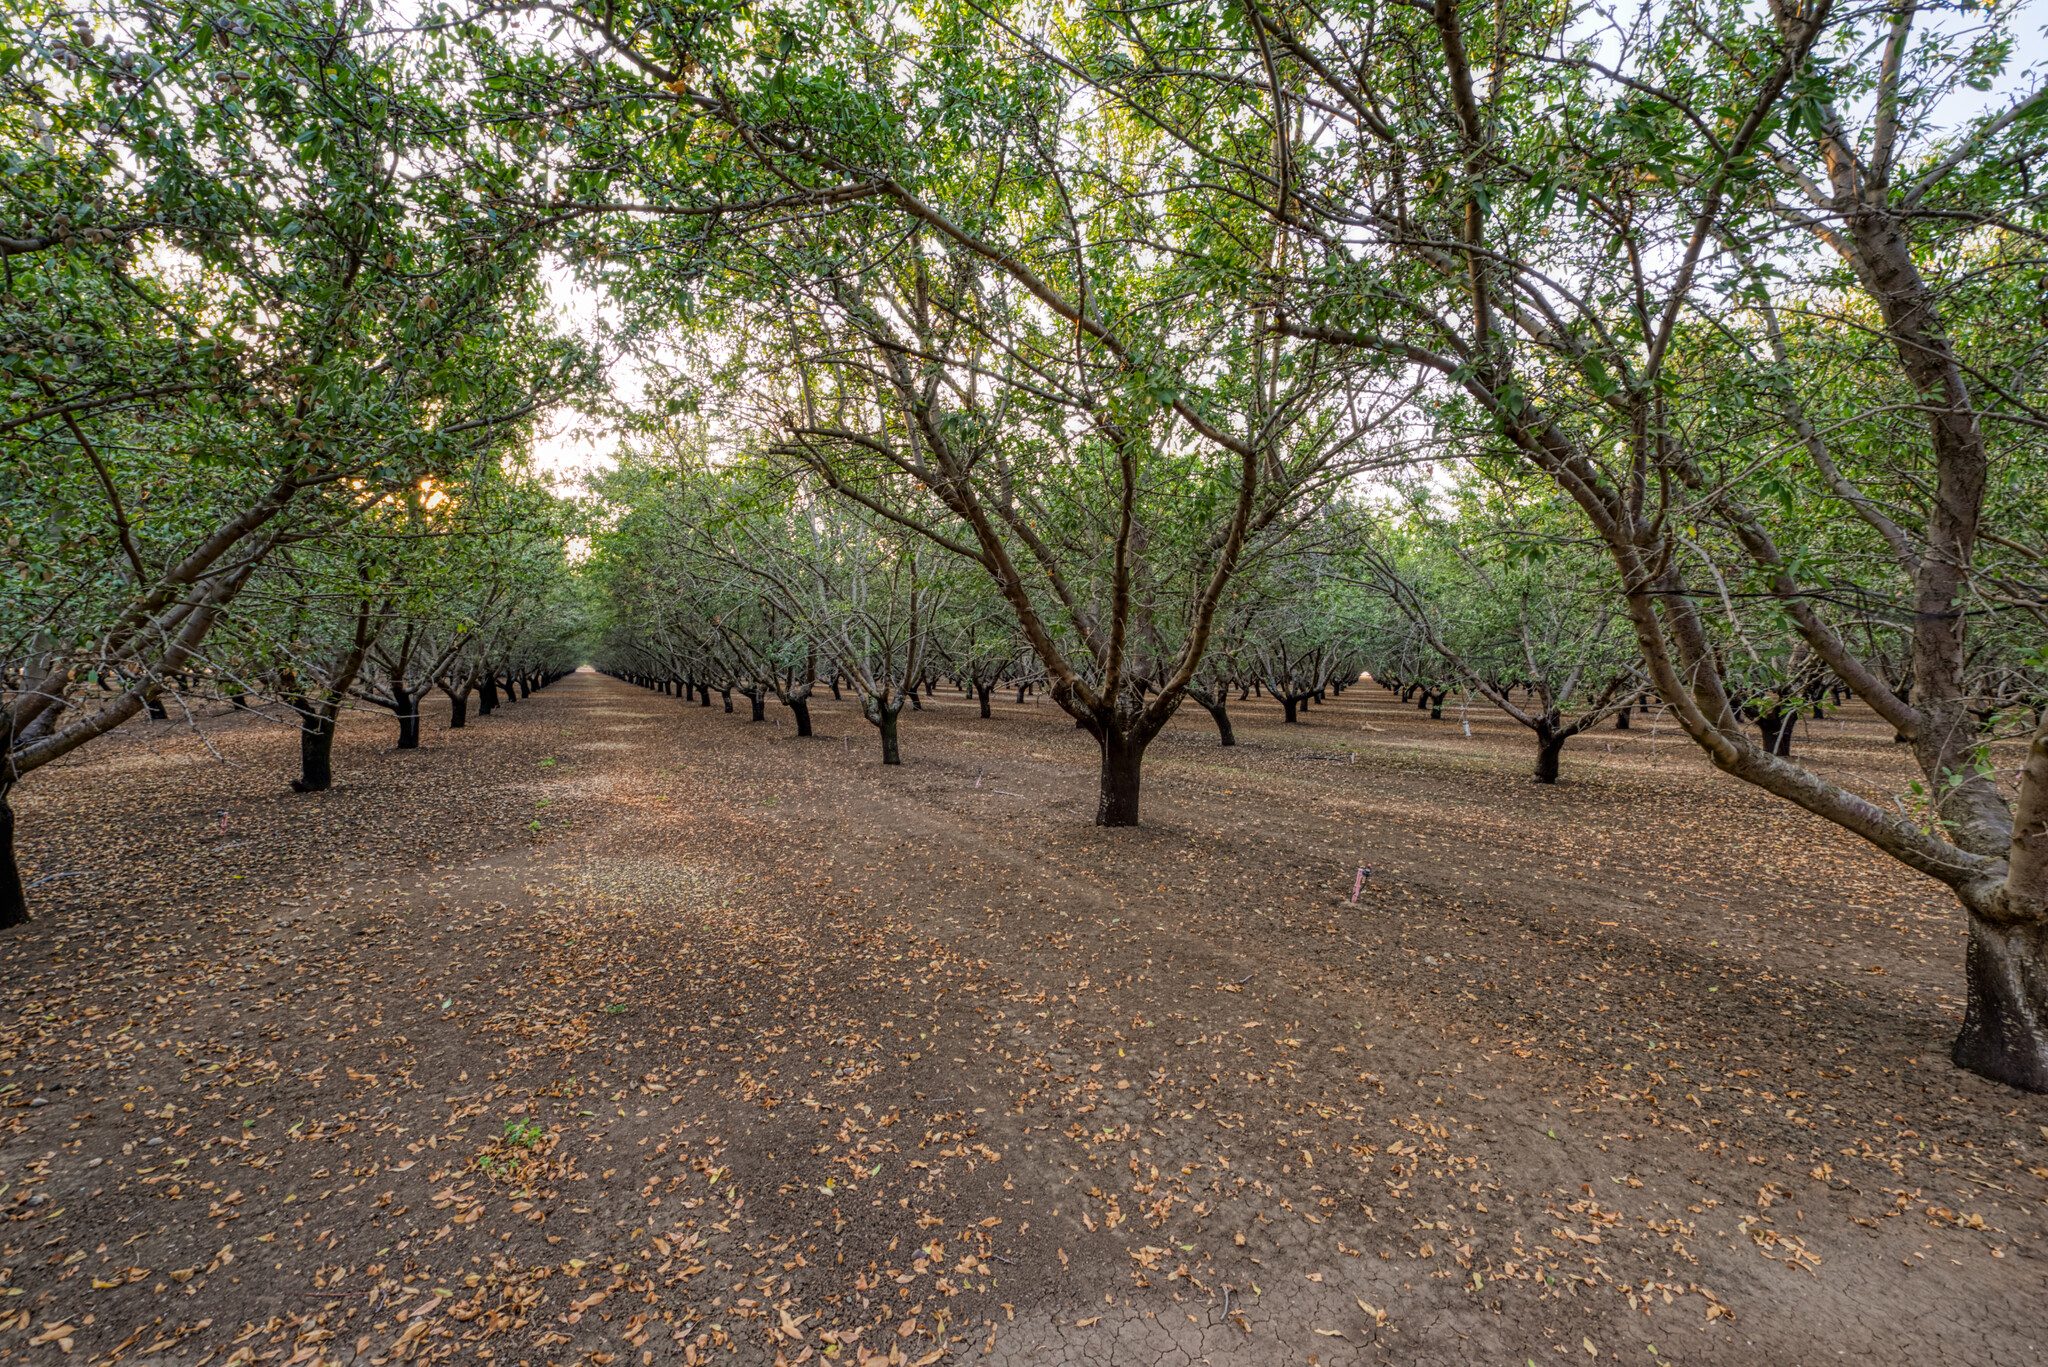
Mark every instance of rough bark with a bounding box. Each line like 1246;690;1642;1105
1534;725;1567;785
790;698;813;737
1096;734;1147;826
479;676;499;715
873;704;903;765
393;687;421;750
292;713;339;793
445;685;469;730
977;684;993;718
1953;917;2048;1093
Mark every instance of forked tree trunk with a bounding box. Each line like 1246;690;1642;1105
977;684;992;718
1096;733;1147;826
0;792;27;929
1280;696;1299;724
293;712;339;793
790;698;813;737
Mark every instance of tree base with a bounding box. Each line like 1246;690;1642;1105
1953;917;2048;1093
0;795;27;929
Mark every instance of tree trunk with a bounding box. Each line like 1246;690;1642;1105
1016;683;1029;704
1096;733;1147;826
748;690;766;722
520;675;532;698
1203;701;1236;747
908;688;923;711
1953;916;2048;1093
1281;695;1299;724
699;681;711;707
292;712;338;793
1429;693;1445;720
445;686;469;730
1758;711;1795;758
479;675;499;715
831;676;842;700
1533;727;1566;785
977;684;993;718
1615;705;1631;730
877;705;902;765
791;698;813;737
394;688;420;749
720;688;734;713
0;792;27;929
145;693;168;721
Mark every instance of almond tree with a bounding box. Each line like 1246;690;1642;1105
1081;0;2048;1083
0;0;584;923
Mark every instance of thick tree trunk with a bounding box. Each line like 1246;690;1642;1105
791;698;813;737
977;684;993;718
1615;705;1631;730
519;675;532;699
908;689;923;711
1203;701;1236;747
1281;696;1299;724
1429;692;1446;720
145;693;169;721
748;690;766;722
479;676;499;715
877;706;902;765
1953;916;2048;1093
1096;734;1147;826
1016;683;1029;704
1758;712;1795;758
1533;727;1566;784
446;687;469;730
292;713;338;793
0;793;27;929
831;676;842;700
394;688;420;750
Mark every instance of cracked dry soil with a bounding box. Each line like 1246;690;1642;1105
4;670;2046;1367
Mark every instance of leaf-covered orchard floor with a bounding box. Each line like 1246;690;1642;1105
5;671;2045;1367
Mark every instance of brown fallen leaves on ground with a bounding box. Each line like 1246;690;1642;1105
2;674;2044;1366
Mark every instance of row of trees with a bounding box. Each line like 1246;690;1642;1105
0;0;596;925
529;0;2048;1089
13;0;2048;1089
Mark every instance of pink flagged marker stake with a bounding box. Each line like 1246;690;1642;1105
1349;866;1370;904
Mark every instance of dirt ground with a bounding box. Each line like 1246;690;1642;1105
5;671;2045;1367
